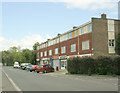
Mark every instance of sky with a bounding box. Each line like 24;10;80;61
0;0;119;51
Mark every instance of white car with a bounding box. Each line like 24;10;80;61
14;62;20;68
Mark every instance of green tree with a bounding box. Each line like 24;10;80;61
33;42;40;65
115;33;120;55
33;42;39;50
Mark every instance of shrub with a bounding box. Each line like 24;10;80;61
67;56;120;75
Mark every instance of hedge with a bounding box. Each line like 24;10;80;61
67;56;120;75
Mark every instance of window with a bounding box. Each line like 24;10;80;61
49;50;52;56
60;36;63;42
48;41;50;46
109;40;115;47
74;31;77;37
82;40;90;50
69;33;72;39
44;51;47;56
51;40;53;45
65;34;68;40
41;52;43;57
61;46;66;54
108;24;114;31
71;44;76;52
87;24;92;32
81;28;84;34
55;48;58;55
37;52;39;58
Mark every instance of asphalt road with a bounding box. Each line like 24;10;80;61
2;66;118;91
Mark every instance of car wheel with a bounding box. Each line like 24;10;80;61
30;70;32;72
37;71;39;73
44;70;47;73
52;69;54;72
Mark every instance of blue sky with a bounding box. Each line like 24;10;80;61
1;0;119;50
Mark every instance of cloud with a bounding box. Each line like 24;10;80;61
2;0;118;10
0;34;51;51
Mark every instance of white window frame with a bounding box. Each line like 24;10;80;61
82;40;90;50
61;46;66;54
44;51;47;57
55;48;58;55
49;50;52;56
108;24;114;32
41;52;43;57
75;31;77;37
88;24;92;32
69;33;72;39
81;27;84;34
71;44;76;52
37;52;39;58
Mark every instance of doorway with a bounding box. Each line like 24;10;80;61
61;60;67;69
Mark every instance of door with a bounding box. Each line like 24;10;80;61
61;60;67;69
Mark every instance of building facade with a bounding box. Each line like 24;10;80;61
36;14;120;70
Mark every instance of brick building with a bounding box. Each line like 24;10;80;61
36;14;120;70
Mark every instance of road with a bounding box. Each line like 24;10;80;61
2;66;118;91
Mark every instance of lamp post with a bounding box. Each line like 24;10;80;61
57;34;61;57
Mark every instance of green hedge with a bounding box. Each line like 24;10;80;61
67;56;120;75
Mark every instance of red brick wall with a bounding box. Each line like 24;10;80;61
37;33;92;59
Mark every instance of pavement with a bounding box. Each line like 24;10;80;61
2;66;119;91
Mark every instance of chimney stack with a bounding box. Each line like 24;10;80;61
73;26;77;29
101;13;106;19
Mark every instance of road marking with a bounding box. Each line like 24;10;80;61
2;69;23;93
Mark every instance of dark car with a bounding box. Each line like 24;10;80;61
36;64;54;73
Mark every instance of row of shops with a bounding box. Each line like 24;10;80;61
36;53;93;70
36;56;68;70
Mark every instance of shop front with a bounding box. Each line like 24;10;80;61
59;56;68;69
52;56;60;70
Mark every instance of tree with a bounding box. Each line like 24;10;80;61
33;42;40;50
115;33;120;55
9;46;18;52
32;42;40;65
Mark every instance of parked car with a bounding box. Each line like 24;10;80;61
14;62;20;68
20;63;31;70
26;65;34;71
30;65;38;72
36;64;54;73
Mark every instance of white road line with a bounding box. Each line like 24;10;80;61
2;69;23;93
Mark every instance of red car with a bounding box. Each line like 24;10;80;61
30;65;38;72
36;64;54;73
